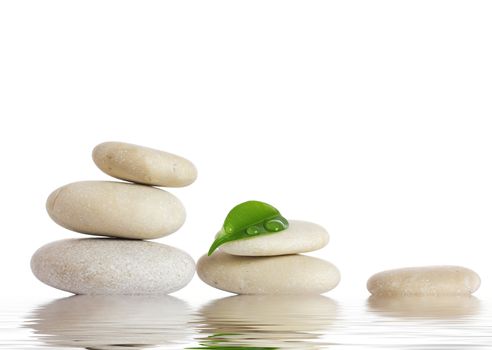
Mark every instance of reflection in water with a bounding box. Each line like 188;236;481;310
367;295;481;318
17;295;492;350
360;295;490;349
25;295;192;350
191;295;338;349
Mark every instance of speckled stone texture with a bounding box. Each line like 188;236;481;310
46;181;185;239
219;220;329;256
197;252;340;294
367;266;481;296
31;239;195;294
92;141;197;187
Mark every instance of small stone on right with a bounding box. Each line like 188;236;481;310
367;266;481;296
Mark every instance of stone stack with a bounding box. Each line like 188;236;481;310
31;142;197;294
197;220;341;294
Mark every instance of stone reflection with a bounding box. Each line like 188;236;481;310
191;295;338;349
367;295;481;319
25;295;192;350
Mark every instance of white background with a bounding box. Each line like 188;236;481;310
0;1;491;303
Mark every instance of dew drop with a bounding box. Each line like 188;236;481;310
264;219;286;232
246;226;260;235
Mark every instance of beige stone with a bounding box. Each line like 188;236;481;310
92;141;197;187
220;220;329;256
31;239;195;294
197;252;340;294
46;181;185;239
367;266;481;296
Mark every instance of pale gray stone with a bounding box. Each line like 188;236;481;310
31;239;195;294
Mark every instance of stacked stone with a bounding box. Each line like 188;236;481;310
197;220;341;294
31;142;197;294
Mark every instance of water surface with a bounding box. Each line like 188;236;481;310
0;295;490;349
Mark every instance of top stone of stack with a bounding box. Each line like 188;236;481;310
218;220;330;256
93;141;197;187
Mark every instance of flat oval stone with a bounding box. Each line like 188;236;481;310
92;141;197;187
367;266;481;296
219;220;329;256
46;181;185;239
31;239;195;294
197;252;340;294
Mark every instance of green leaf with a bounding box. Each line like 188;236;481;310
207;201;289;255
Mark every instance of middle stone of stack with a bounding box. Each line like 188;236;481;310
46;180;185;240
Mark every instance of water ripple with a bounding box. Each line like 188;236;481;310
4;295;490;349
190;295;337;349
24;295;193;349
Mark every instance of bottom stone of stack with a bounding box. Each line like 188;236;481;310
197;252;340;294
31;238;195;294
